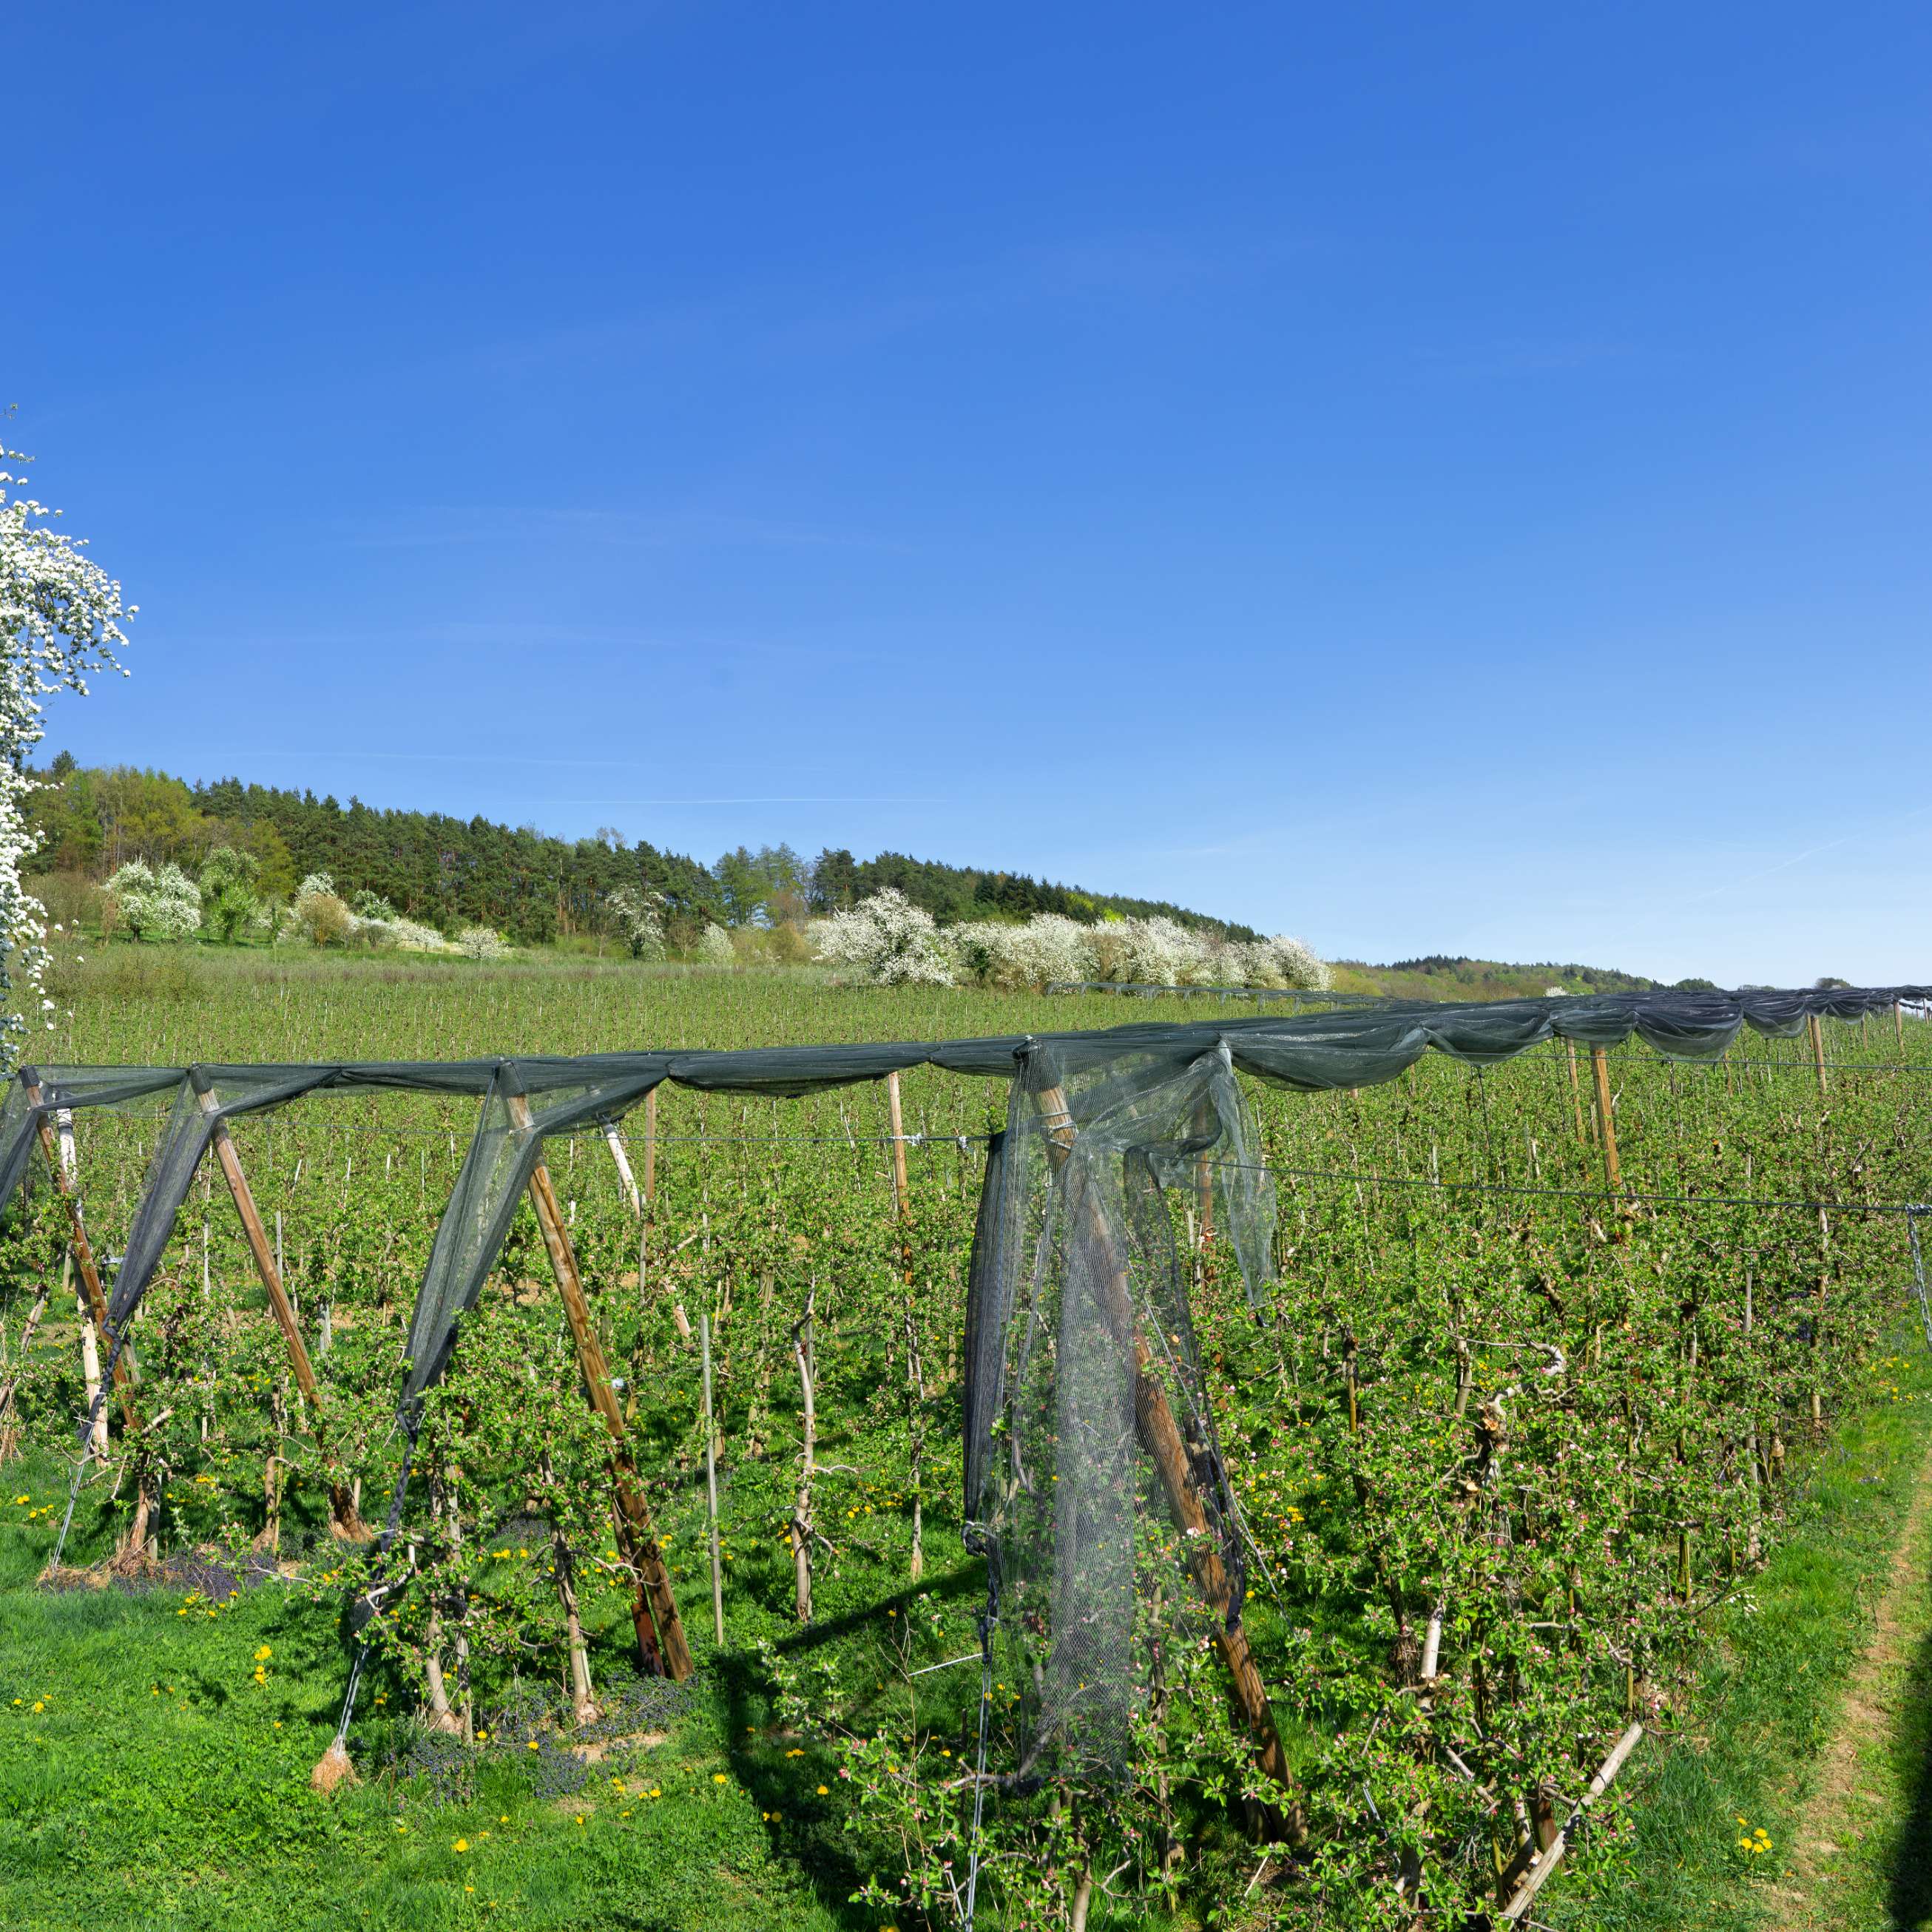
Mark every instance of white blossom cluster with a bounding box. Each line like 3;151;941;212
104;859;202;942
607;884;666;962
0;445;134;1058
286;872;450;952
811;892;1328;993
357;912;450;953
456;925;509;962
950;913;1093;992
696;923;737;967
807;887;956;986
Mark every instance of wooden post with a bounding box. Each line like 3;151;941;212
25;1087;140;1428
701;1311;724;1646
507;1092;693;1679
601;1120;642;1217
884;1071;911;1220
1192;1096;1215;1249
195;1087;369;1541
1588;1047;1621;1194
1564;1041;1588;1145
884;1072;926;1578
1032;1081;1300;1829
1896;1001;1905;1053
1499;1724;1643;1922
641;1087;658;1206
1808;1012;1828;1098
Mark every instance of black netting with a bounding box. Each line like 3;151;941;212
1;983;1919;1426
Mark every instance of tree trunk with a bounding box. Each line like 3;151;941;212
542;1450;600;1723
0;1280;52;1459
790;1285;817;1623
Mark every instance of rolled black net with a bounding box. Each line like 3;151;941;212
4;983;1923;1428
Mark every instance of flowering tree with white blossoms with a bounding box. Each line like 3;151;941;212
456;925;510;962
808;887;954;987
696;922;737;967
0;441;134;1061
104;860;201;942
607;883;666;962
950;913;1096;992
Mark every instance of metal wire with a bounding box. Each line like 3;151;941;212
1210;1157;1932;1220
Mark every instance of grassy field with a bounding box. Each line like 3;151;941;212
1;950;1928;1928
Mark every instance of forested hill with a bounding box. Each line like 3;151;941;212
1328;954;1672;999
22;760;1258;947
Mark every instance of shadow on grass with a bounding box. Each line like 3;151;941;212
708;1561;989;1932
1886;1603;1932;1927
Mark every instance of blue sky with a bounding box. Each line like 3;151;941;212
10;3;1930;984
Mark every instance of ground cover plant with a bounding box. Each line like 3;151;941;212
1;952;1928;1929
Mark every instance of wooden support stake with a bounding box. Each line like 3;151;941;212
195;1087;369;1541
641;1087;658;1206
1808;1011;1828;1098
884;1073;926;1578
1588;1047;1621;1194
1564;1041;1588;1145
602;1120;642;1217
508;1092;693;1679
1033;1081;1300;1830
26;1086;140;1428
1896;1001;1905;1053
885;1071;911;1221
1499;1724;1643;1922
701;1311;725;1646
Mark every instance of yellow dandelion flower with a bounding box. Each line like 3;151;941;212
453;1838;469;1853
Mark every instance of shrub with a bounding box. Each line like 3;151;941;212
104;859;202;943
1091;914;1197;987
607;885;665;962
1227;933;1330;991
695;923;736;967
766;919;812;965
28;870;105;942
197;846;261;945
382;916;448;953
293;872;354;948
456;925;508;962
808;888;953;987
951;913;1095;991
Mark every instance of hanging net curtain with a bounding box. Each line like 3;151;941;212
962;1036;1274;1782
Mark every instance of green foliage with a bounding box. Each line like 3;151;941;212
24;760;1252;947
198;846;262;945
0;959;1927;1928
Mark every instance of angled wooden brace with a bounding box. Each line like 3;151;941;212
508;1092;694;1680
195;1084;371;1542
25;1083;141;1430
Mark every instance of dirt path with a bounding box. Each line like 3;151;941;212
1762;1433;1932;1931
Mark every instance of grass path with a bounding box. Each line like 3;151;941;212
1761;1430;1932;1931
1544;1351;1932;1932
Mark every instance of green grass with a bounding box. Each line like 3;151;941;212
5;950;1928;1928
0;1449;854;1932
1548;1343;1932;1931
